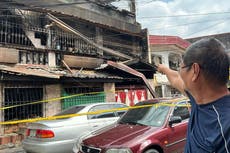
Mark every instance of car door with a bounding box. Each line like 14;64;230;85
166;101;190;153
87;104;117;131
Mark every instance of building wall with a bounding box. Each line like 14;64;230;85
0;83;3;135
0;1;149;142
0;48;19;64
149;37;187;97
104;83;115;102
186;33;230;50
13;0;141;34
44;84;62;117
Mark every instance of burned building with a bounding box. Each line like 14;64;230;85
0;0;155;140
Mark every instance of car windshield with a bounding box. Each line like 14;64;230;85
54;105;85;116
119;103;170;127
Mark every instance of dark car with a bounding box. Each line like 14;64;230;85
73;98;190;153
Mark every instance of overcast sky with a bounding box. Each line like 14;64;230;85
135;0;230;39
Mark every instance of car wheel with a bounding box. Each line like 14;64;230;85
144;149;160;153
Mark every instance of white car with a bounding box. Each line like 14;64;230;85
23;102;127;153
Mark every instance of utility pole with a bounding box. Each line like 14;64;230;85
129;0;136;17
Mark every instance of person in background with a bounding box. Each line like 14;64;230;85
157;37;230;153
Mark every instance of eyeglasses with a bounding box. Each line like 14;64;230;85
181;65;192;69
179;64;192;71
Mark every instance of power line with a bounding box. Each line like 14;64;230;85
147;17;230;31
137;11;230;19
185;20;227;38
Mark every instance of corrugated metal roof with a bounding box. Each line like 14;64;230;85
0;64;123;80
66;69;123;79
0;64;62;79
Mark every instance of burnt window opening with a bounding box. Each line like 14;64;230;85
155;86;163;97
34;32;47;46
4;87;43;121
55;53;62;66
169;53;182;71
152;55;162;65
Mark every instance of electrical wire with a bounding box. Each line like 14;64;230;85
1;1;230;38
185;20;227;38
147;17;230;31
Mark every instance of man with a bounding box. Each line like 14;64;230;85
157;38;230;153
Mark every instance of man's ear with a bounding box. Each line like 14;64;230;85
191;63;201;82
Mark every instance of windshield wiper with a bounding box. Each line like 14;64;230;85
120;121;146;126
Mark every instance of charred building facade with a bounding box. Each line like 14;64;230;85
0;0;155;139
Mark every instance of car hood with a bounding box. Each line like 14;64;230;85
83;124;160;147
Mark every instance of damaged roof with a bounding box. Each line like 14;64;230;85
96;59;157;79
0;64;123;80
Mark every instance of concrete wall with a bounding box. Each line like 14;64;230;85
63;55;104;69
13;0;141;34
0;83;3;135
104;83;115;102
0;47;18;64
187;33;230;50
150;45;185;97
48;51;56;67
44;84;62;117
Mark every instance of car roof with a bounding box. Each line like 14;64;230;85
68;102;127;108
136;96;188;106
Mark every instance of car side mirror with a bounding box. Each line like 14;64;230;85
169;116;182;126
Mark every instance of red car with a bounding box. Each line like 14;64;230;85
73;98;190;153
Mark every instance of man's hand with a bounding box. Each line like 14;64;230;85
157;64;168;74
156;64;185;94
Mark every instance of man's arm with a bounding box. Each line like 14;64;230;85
157;64;186;95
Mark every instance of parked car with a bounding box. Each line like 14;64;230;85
23;102;128;153
73;98;190;153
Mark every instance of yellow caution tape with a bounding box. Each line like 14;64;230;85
0;97;190;125
0;91;104;110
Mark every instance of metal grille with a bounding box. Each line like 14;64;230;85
62;87;105;110
0;20;33;46
81;145;101;153
4;87;43;121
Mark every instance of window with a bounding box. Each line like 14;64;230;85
172;101;190;120
152;55;162;65
119;102;170;127
4;87;43;121
88;104;116;119
155;86;163;97
112;104;127;117
54;106;85;117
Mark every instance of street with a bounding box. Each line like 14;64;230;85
0;145;25;153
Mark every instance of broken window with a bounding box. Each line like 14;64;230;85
56;53;62;66
152;55;162;65
155;86;163;97
4;87;43;121
169;53;182;71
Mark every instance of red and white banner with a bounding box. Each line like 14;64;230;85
115;89;147;106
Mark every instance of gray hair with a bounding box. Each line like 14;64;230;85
183;37;229;85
